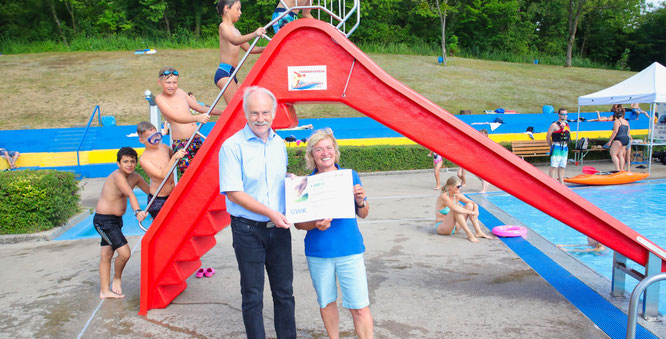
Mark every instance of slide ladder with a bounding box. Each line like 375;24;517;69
139;20;666;315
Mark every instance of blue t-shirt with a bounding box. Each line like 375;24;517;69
304;166;365;258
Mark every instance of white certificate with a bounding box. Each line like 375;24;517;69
285;169;355;223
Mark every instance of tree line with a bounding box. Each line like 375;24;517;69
0;0;664;71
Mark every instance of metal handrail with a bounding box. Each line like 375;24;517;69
137;0;361;231
626;272;666;339
76;105;101;167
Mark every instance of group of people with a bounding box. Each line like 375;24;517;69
546;104;639;183
217;87;373;339
95;83;375;337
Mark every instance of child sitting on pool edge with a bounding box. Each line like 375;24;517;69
94;147;149;299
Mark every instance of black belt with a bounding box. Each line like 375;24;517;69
231;215;275;228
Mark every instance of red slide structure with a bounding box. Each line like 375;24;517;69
139;20;666;315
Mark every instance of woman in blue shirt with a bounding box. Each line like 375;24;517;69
295;128;373;339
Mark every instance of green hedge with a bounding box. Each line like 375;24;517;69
0;170;80;235
287;144;454;175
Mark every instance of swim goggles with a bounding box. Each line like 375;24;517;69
147;131;163;144
160;70;179;77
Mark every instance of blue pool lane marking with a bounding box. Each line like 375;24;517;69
477;205;656;339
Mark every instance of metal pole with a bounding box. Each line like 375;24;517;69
627;272;666;339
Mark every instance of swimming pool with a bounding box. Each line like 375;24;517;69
486;179;666;312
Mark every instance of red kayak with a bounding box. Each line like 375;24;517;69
564;171;649;185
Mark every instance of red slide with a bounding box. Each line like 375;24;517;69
139;19;665;315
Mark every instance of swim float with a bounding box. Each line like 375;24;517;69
564;171;648;185
492;225;527;237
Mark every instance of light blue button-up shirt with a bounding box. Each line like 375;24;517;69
219;124;288;221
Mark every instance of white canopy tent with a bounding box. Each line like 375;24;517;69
577;61;666;174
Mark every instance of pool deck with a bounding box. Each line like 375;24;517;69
2;160;666;338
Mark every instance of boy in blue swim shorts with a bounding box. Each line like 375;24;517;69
94;147;149;299
216;0;266;104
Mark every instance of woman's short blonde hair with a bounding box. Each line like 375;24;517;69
305;128;340;171
443;176;460;192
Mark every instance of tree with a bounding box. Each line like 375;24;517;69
434;0;449;65
47;0;68;46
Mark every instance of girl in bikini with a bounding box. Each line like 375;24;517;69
434;176;493;242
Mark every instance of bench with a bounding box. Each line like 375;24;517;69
511;140;551;159
572;146;605;165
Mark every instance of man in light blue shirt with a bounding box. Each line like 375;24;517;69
219;86;295;339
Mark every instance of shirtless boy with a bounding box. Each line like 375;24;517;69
137;121;186;218
216;0;266;103
94;147;149;299
272;0;313;34
155;67;223;176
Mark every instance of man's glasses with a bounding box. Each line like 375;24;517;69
160;70;179;77
147;132;163;144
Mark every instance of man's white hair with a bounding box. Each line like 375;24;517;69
243;86;278;120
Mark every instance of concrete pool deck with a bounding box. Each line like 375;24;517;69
2;160;666;338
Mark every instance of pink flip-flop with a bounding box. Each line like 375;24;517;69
204;268;215;277
195;268;205;278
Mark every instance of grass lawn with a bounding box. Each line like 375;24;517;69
0;48;639;130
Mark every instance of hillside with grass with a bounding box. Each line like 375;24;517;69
0;49;640;130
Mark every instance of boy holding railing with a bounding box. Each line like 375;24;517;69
94;147;149;299
215;0;266;103
136;121;186;218
155;67;223;176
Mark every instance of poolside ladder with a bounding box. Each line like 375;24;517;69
627;272;666;338
612;251;663;320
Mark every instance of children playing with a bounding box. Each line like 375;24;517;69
94;147;149;299
155;67;223;176
216;0;266;103
137;121;187;218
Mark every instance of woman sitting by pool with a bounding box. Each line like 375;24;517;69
434;176;493;242
604;108;631;172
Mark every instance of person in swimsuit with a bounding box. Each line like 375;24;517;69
546;108;570;184
434;176;493;243
605;108;632;172
216;0;266;104
137;121;186;218
155;67;223;177
94;147;149;299
272;0;313;34
428;151;444;190
0;146;20;169
457;129;490;193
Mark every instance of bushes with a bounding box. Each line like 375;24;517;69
0;170;80;235
287;144;454;175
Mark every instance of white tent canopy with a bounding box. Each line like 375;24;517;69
578;62;666;106
576;61;666;174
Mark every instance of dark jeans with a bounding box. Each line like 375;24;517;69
231;217;296;339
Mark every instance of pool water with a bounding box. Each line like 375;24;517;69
486;180;666;311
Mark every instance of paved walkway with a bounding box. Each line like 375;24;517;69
1;160;665;338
